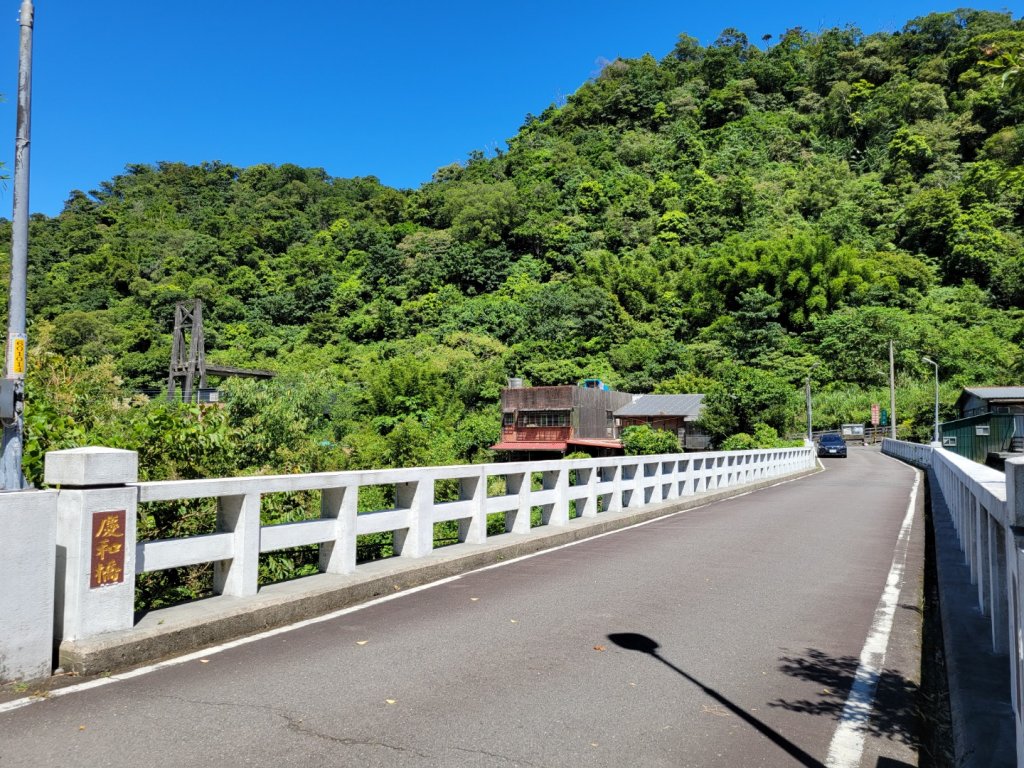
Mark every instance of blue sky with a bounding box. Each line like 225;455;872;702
0;1;1019;216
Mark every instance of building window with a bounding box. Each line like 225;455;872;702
502;412;514;427
518;410;569;428
942;436;957;447
976;425;991;436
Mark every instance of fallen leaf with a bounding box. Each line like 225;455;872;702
590;742;599;747
510;619;518;624
393;585;401;591
470;597;480;602
385;699;396;705
199;659;210;664
78;726;85;731
629;682;637;687
593;645;606;652
356;640;369;646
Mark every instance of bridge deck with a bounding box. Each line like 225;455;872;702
0;447;923;767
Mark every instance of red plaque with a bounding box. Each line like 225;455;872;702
90;510;127;589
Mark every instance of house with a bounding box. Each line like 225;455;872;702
955;387;1024;418
491;380;634;459
941;387;1024;466
614;394;711;451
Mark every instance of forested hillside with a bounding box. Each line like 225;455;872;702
5;8;1024;483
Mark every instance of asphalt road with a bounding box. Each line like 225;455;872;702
0;446;923;768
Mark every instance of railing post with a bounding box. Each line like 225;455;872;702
542;468;569;526
395;478;434;557
649;459;664;503
320;485;357;574
214;493;261;596
0;487;56;681
605;463;623;513
45;447;139;643
627;459;644;508
682;457;694;495
1009;540;1024;767
977;501;991;611
578;465;599;518
1007;458;1024;527
504;471;532;534
989;516;1008;653
458;470;487;545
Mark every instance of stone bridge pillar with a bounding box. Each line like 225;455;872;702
0;488;57;682
46;447;138;648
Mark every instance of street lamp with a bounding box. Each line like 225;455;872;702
922;356;939;443
805;362;820;442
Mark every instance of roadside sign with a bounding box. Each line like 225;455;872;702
871;403;880;426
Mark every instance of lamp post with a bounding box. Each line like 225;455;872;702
922;356;939;443
805;363;820;442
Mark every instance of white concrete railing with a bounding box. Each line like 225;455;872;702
42;445;814;649
882;438;1024;765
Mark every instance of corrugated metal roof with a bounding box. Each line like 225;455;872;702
963;387;1024;401
614;394;705;418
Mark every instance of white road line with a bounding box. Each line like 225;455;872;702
0;471;813;715
825;469;920;768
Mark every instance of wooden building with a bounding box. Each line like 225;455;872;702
492;380;633;458
614;394;711;451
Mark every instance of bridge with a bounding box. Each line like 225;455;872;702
0;441;1018;766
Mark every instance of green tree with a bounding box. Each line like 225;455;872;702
621;424;680;455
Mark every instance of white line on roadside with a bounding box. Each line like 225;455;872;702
824;470;920;768
0;470;813;715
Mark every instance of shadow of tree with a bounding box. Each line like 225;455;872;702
769;648;919;748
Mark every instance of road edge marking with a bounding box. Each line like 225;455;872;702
824;469;920;767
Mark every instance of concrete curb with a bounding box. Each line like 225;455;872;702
926;467;1016;768
59;466;819;676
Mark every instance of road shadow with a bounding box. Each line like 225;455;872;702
608;632;826;768
769;648;919;748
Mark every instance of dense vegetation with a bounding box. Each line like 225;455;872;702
4;10;1023;482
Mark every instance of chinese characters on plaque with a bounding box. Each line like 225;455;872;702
90;510;126;589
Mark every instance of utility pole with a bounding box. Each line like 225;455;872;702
1;0;34;490
923;356;940;443
888;340;896;440
805;362;820;442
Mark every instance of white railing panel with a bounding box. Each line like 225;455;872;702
356;508;412;536
432;500;474;524
137;532;234;573
260;519;337;553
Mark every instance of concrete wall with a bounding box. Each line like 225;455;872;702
0;489;57;683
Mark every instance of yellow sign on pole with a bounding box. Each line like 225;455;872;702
12;337;25;375
7;334;26;377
